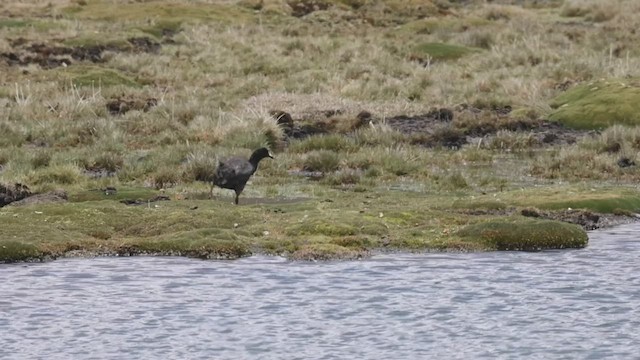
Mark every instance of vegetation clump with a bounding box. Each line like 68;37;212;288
0;241;41;263
549;80;640;129
457;218;588;251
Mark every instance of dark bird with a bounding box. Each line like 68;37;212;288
617;157;636;168
211;147;273;205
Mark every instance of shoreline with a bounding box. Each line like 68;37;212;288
2;210;637;265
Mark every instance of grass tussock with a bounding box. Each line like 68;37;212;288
303;150;341;173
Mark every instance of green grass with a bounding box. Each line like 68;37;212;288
136;20;182;38
3;183;627;262
56;66;142;88
62;0;255;24
0;241;41;263
0;19;30;28
503;187;640;213
549;79;640;129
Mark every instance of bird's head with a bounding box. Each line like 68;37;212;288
250;147;274;163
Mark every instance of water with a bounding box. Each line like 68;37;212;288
2;224;640;359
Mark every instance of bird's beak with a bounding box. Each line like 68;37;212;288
268;151;274;159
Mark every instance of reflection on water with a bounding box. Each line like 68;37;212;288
1;223;640;359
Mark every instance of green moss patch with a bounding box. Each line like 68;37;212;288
122;230;251;259
0;18;59;30
0;241;41;262
457;218;588;250
286;215;389;237
0;19;30;28
136;20;182;38
411;42;481;62
57;66;142;88
549;79;640;129
62;36;131;49
452;199;507;211
0;184;633;263
63;1;253;24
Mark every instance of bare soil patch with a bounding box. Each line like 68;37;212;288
1;36;161;69
106;95;158;115
9;189;68;207
520;207;638;231
271;105;588;148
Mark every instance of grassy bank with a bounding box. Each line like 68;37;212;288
2;0;640;262
4;183;640;262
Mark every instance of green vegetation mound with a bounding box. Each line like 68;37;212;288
411;42;481;62
549;79;640;129
122;231;251;260
0;241;41;263
63;1;253;23
457;218;588;251
58;66;141;88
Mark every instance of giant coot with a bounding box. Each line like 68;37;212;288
211;147;273;205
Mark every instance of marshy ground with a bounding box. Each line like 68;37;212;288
2;0;640;262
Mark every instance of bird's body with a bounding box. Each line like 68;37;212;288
210;147;273;204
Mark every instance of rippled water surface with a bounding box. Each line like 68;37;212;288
2;224;640;359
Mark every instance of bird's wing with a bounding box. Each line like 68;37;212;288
213;160;237;185
213;158;254;185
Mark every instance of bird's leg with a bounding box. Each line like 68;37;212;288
209;183;214;199
234;192;239;205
